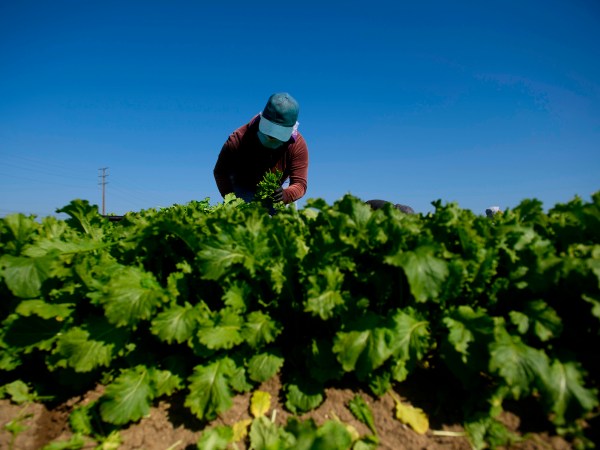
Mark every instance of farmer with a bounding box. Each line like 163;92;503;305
366;199;415;214
214;92;309;205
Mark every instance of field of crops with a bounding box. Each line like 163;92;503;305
1;192;599;449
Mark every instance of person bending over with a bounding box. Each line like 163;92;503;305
214;92;309;205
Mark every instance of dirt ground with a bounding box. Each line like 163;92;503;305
0;374;578;450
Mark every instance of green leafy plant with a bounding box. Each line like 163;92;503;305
0;380;42;404
255;169;286;212
0;192;599;449
255;169;282;201
348;394;377;435
197;412;354;449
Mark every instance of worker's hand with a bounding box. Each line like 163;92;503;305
273;187;284;203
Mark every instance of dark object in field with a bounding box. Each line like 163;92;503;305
103;215;124;222
366;199;415;214
485;206;501;218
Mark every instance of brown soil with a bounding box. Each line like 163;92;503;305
0;375;575;450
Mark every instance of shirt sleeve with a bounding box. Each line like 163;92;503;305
282;135;309;204
213;134;237;197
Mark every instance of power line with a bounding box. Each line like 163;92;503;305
98;167;108;215
0;160;91;183
1;154;95;182
0;171;92;190
109;186;154;206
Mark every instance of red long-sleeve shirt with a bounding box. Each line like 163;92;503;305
213;115;309;204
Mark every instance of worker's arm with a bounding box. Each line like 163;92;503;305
213;136;237;197
282;135;309;204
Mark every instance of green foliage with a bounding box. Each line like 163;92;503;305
0;380;39;404
1;191;599;448
196;424;233;450
89;265;167;327
255;169;284;204
465;415;520;450
348;394;377;435
185;358;237;421
99;366;154;425
247;352;285;383
385;245;449;303
245;415;353;450
1;254;53;299
41;434;87;450
285;380;324;414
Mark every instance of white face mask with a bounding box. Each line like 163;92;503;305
257;131;284;149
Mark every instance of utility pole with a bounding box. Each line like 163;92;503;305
98;167;109;215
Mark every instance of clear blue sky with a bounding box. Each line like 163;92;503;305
1;0;599;218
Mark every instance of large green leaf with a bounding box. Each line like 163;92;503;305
196;213;271;280
241;311;281;348
47;316;129;373
49;328;115;373
304;266;345;320
196;243;246;281
489;324;550;400
333;311;419;380
247;352;284;383
333;327;392;378
388;308;430;363
385;246;448;302
1;254;54;298
443;305;495;367
92;266;167;328
185;358;236;421
197;309;244;350
99;366;154;425
539;359;599;426
352;309;431;384
15;299;74;321
150;302;201;344
95;366;180;421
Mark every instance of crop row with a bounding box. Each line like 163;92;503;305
1;192;599;448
